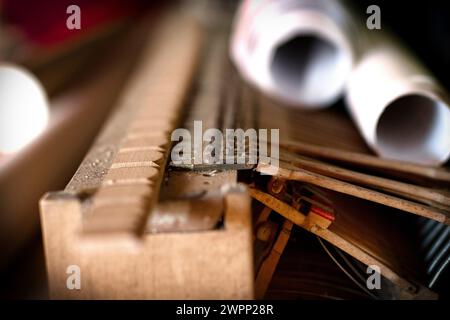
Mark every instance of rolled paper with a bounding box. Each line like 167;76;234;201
230;0;355;108
231;0;450;165
0;64;49;153
346;35;450;166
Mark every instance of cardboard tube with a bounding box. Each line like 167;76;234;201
231;0;450;165
230;0;354;108
346;36;450;166
0;64;49;153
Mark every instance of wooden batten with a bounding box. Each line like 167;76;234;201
39;10;254;299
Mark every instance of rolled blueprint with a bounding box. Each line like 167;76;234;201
230;0;355;108
346;35;450;166
0;64;49;153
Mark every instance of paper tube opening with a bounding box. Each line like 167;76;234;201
270;33;351;107
375;94;450;165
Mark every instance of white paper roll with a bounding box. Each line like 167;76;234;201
230;0;354;108
0;64;49;153
230;0;450;165
346;37;450;166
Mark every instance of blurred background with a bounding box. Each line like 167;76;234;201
0;0;449;299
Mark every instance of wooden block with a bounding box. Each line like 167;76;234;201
303;210;333;230
40;186;254;299
83;204;145;234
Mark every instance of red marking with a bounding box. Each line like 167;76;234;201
311;206;335;221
